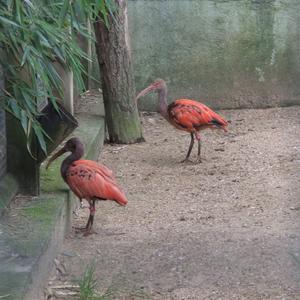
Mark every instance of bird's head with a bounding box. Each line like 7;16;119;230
135;79;167;101
46;137;84;169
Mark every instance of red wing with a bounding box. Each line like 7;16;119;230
169;99;228;130
77;160;115;180
66;161;127;205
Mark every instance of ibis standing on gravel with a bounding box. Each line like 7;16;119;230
136;79;228;163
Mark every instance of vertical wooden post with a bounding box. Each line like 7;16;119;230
87;20;93;90
53;63;74;115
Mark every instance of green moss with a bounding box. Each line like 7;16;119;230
130;0;300;109
75;114;105;160
40;157;68;193
107;109;144;144
0;272;27;300
23;196;60;223
2;195;62;257
0;193;67;299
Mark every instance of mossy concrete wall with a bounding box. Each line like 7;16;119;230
0;64;6;179
0;111;6;179
129;0;300;110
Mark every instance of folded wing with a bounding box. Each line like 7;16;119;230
66;160;128;206
168;99;228;131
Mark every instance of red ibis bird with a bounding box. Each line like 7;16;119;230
46;137;128;236
136;79;228;163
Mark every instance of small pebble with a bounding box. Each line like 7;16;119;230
62;251;76;257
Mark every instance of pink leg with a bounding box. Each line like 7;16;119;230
195;132;202;163
83;200;97;236
181;133;194;163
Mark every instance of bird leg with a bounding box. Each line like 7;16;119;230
83;200;97;236
195;132;202;163
181;133;194;163
73;199;83;216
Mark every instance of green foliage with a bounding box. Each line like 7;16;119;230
76;261;148;299
77;262;112;300
0;0;115;156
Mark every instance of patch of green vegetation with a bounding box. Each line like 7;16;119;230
40;157;68;193
22;196;60;223
3;195;63;257
0;271;27;300
85;119;105;160
77;263;107;300
76;262;150;300
109;111;144;144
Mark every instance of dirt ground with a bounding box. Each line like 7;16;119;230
47;107;300;300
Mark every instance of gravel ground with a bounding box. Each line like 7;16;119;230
47;107;300;300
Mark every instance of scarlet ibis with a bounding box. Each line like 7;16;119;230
46;137;128;236
136;79;228;163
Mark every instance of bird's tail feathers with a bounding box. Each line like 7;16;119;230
112;188;128;206
222;125;228;132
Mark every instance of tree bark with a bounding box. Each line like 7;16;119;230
94;0;144;143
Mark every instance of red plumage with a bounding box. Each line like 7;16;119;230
136;79;228;163
66;160;127;206
46;138;127;236
168;99;228;133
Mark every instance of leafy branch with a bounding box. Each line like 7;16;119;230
0;0;115;156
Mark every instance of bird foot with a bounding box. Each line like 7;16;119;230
74;226;98;236
180;158;203;164
180;158;193;164
83;228;98;236
195;157;202;164
74;226;87;232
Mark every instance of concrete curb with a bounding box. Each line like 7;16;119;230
0;114;105;300
0;173;18;216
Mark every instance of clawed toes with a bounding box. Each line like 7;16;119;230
180;158;203;164
74;226;87;232
180;158;193;164
83;229;98;236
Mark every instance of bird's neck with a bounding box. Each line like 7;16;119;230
61;148;83;182
158;87;169;119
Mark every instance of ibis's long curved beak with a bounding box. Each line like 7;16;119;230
46;147;66;169
135;84;155;102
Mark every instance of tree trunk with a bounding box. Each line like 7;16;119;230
94;0;144;143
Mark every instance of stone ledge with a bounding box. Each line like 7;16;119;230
0;173;19;216
0;114;105;300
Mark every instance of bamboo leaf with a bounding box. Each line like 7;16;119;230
0;16;21;28
59;0;70;27
9;99;21;119
26;120;36;159
24;0;34;9
32;122;47;155
20;109;28;133
0;0;114;157
20;45;31;66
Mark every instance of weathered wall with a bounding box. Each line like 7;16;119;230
129;0;300;110
0;110;6;179
0;65;6;179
